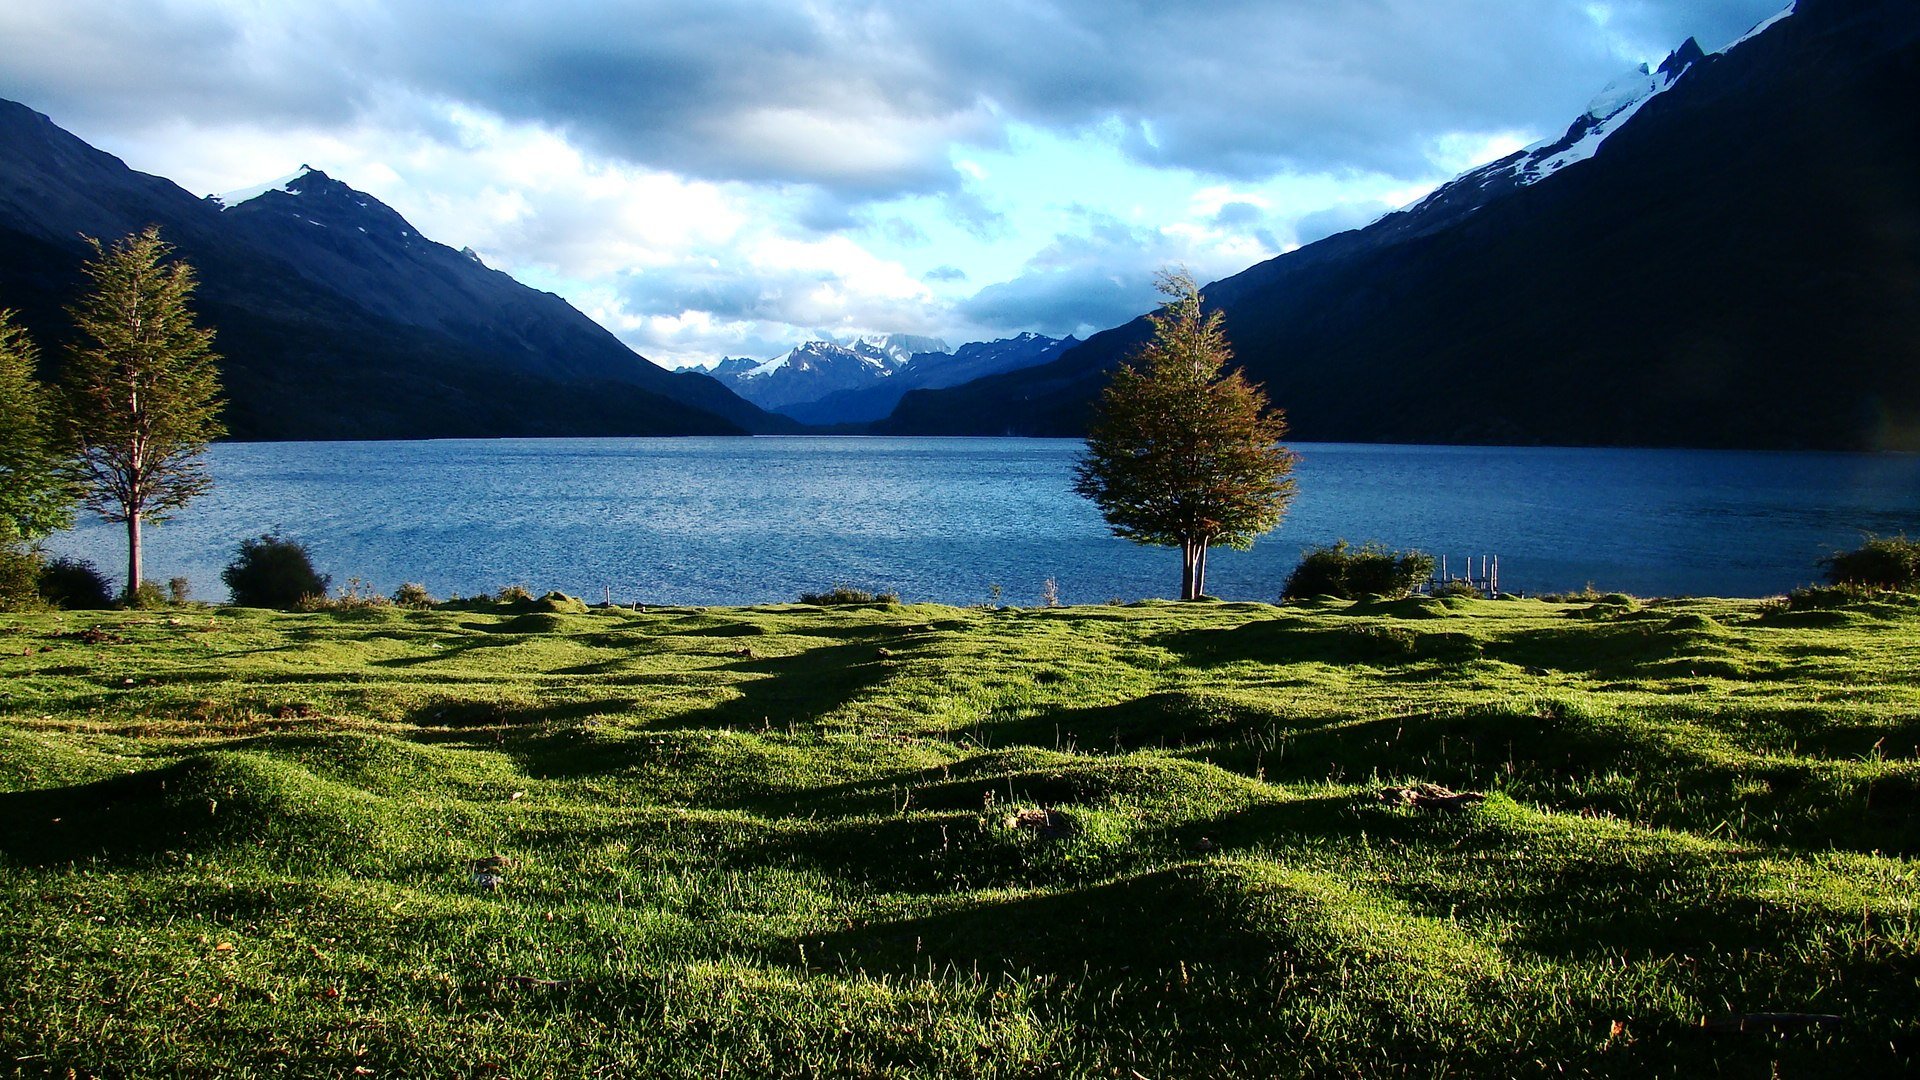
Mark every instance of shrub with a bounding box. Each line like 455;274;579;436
393;582;435;608
1434;580;1481;600
798;586;899;606
35;555;114;610
167;577;192;604
0;546;41;610
496;584;535;604
312;577;390;612
1282;541;1435;601
1783;583;1877;611
1822;535;1920;591
126;580;168;609
222;533;330;609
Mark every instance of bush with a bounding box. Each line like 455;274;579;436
34;556;112;609
393;582;435;608
0;546;41;610
798;586;899;606
126;579;168;609
1282;541;1435;601
1783;583;1878;611
301;577;390;612
496;584;535;604
222;534;330;609
1822;535;1920;591
167;577;192;605
1538;583;1605;603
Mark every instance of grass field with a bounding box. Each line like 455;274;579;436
1;592;1916;1077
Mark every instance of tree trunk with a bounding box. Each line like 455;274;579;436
1179;538;1197;601
125;514;142;605
1195;540;1210;598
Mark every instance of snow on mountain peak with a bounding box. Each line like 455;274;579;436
1502;34;1713;185
1721;2;1796;54
211;165;314;209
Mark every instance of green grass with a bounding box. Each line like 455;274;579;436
1;594;1916;1077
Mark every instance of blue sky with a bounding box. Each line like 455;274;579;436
0;0;1788;367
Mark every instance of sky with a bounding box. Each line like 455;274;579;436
0;0;1788;369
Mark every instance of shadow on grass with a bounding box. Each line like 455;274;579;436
800;864;1281;978
1155;617;1483;671
636;638;904;734
406;697;639;732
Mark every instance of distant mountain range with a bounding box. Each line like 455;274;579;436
0;104;791;439
883;0;1920;450
697;331;1075;424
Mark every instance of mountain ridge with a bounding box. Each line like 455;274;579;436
0;100;791;439
696;331;1073;422
882;0;1920;450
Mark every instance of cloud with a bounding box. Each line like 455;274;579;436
1292;201;1394;245
0;0;1789;201
942;186;1011;240
872;215;931;248
601;230;950;366
1212;201;1267;230
954;206;1275;339
0;0;1792;368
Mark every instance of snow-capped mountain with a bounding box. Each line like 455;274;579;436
699;331;1072;421
0;104;787;438
695;333;951;413
787;332;1078;425
710;339;915;412
887;0;1920;451
848;333;951;366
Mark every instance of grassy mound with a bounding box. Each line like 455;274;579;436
1;596;1917;1075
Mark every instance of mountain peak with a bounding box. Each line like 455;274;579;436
1659;37;1707;76
211;166;314;209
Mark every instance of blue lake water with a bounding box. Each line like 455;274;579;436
38;437;1920;605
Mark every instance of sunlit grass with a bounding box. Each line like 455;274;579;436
2;594;1916;1076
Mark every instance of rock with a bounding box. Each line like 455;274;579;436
1376;783;1486;811
1004;807;1078;840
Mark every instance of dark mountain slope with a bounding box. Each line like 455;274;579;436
885;0;1920;450
0;101;789;439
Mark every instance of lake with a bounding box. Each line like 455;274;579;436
39;437;1920;606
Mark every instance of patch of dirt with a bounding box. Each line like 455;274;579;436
1004;807;1078;839
1376;783;1486;812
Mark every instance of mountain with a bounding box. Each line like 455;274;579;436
883;0;1920;450
0;101;791;439
702;331;1073;422
705;338;925;413
847;333;951;366
786;332;1078;425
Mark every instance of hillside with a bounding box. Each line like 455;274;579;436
0;102;789;439
2;594;1916;1075
884;0;1920;449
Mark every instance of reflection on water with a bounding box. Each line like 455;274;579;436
40;437;1920;605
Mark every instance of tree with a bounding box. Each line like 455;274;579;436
62;227;226;603
0;309;75;546
1073;269;1296;600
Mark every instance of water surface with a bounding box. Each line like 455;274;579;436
41;437;1920;605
